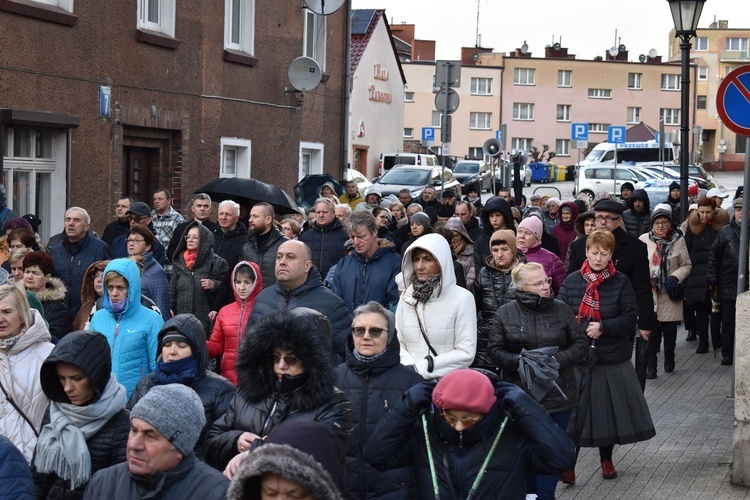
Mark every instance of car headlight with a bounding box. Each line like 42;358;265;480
411;189;422;198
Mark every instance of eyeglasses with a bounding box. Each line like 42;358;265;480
128;215;148;222
529;277;553;289
126;238;145;244
270;353;300;366
595;215;621;223
441;411;483;428
352;327;386;338
653;220;670;227
184;235;200;241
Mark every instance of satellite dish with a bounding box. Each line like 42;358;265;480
648;48;658;58
288;57;322;92
520;41;529;54
619;44;627;53
552;42;561;51
639;54;647;63
609;46;618;57
304;0;345;15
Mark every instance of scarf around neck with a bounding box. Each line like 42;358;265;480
153;356;200;386
409;273;441;303
648;229;680;293
577;260;616;322
33;375;127;489
183;249;198;270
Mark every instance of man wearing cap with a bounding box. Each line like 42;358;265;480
706;187;729;208
436;189;457;221
666;181;682;223
110;201;166;266
620;182;635;208
622;189;652;237
83;384;229;499
567;200;656;343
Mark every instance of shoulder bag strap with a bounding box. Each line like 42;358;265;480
415;305;438;357
0;377;40;437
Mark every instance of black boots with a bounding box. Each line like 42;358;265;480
686;330;697;341
664;351;675;373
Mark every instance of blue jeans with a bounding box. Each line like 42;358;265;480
527;410;572;500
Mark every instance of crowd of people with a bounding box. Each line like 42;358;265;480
0;177;744;499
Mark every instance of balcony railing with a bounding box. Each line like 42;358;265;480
721;49;749;62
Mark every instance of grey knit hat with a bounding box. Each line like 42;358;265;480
410;212;431;229
130;384;205;456
651;203;673;223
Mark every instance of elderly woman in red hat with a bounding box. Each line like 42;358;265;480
366;369;574;499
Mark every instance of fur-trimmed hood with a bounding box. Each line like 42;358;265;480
688;206;730;235
35;276;67;303
235;311;336;411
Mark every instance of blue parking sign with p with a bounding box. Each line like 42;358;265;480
422;128;435;141
608;126;626;144
572;123;588;141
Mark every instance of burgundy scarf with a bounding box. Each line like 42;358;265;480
577;259;616;322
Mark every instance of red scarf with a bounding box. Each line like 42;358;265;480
577;260;616;322
183;249;197;270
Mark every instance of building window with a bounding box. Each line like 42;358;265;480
469;112;492;130
512;138;532;152
404;92;415;102
738;134;750;154
628;73;642;90
627;107;641;124
299;142;324;180
698;67;708;80
557;70;571;87
697;96;707;110
470;77;492;95
225;0;254;55
588;88;611;99
556;104;571;122
468;147;483;159
303;9;326;70
513;68;535;85
661;74;680;91
555;139;570;156
660;108;680;125
695;37;708;51
137;0;176;37
589;123;610;133
403;128;413;138
512;103;534;121
431;111;442;128
31;0;74;11
726;38;749;51
220;138;251;178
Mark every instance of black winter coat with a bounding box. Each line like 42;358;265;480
464;216;484;242
707;218;748;301
212;221;249;309
298;218;349;278
335;331;423;500
622;189;652;237
365;378;575;500
567;226;656;331
684;208;729;304
127;314;235;459
240;225;287;289
35;277;69;341
33;331;130;500
204;312;352;471
488;291;587;414
557;271;638;364
473;197;516;272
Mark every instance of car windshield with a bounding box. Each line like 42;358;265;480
452;162;479;174
378;169;431;186
585;149;607;161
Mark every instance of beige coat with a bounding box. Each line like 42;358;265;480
639;233;692;322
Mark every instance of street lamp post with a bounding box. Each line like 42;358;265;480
667;0;705;222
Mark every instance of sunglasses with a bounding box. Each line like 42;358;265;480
270;353;300;366
352;327;386;338
441;411;484;428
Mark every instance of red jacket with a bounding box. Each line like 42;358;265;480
207;261;262;385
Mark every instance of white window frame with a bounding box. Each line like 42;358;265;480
513;68;535;85
512;138;532;152
468;147;483;159
555;139;570;156
470;77;492;95
299;142;324;180
431;111;442;128
469;112;492;130
661;74;680;91
137;0;176;37
661;108;680;126
628;73;642;90
31;0;74;11
587;88;612;99
220;137;252;179
589;123;610;133
695;37;708;51
627;107;641;124
726;38;749;51
403;128;413;138
404;92;415;102
303;9;326;71
557;70;572;87
512;103;534;121
698;66;708;80
224;0;255;55
556;104;571;122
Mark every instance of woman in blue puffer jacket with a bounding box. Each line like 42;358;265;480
89;258;163;397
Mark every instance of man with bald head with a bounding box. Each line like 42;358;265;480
240;202;288;289
248;240;352;361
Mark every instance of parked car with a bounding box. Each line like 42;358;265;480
634;165;704;189
573;165;640;201
370;164;460;198
452;160;492;193
492;162;531;192
378;152;438;176
345;168;372;192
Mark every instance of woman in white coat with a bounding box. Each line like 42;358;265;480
0;284;54;461
396;233;476;379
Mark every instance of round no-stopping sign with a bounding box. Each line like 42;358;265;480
716;65;750;136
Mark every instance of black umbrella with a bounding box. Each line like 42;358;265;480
572;339;597;443
634;335;648;392
195;178;299;215
294;174;344;210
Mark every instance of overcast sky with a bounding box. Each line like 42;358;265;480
353;0;750;62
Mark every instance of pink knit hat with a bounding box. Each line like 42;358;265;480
518;215;543;241
432;369;496;414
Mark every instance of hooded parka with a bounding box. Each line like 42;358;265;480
622;189;653;236
34;277;69;341
473;197;516;272
684;206;729;304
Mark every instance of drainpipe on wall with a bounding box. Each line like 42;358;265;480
341;0;352;179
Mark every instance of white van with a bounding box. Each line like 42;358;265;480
578;141;677;167
378;152;438;176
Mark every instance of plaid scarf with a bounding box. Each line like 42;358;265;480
648;229;680;293
577;259;616;322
